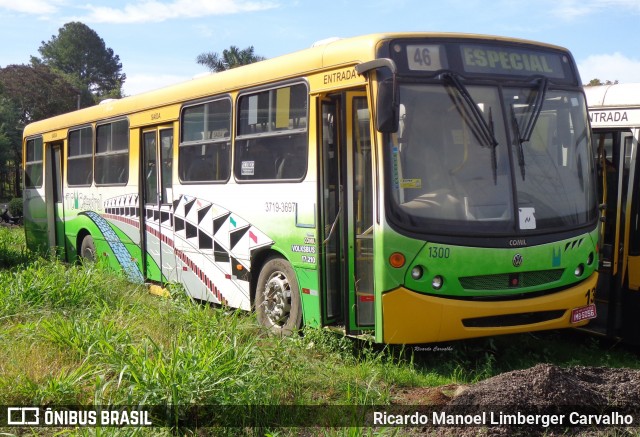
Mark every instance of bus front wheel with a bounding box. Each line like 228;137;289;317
80;235;96;262
255;257;302;336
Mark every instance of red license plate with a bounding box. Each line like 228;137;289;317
571;304;597;323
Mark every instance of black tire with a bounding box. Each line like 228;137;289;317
255;257;302;336
80;234;96;262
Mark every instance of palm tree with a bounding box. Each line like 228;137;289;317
196;46;265;72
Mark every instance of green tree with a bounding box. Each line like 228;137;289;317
0;85;22;198
32;22;126;104
0;64;78;197
0;64;78;125
585;78;619;87
196;45;265;72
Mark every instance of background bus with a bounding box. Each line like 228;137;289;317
585;83;640;343
23;33;599;344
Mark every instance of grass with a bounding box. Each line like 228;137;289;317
0;226;638;436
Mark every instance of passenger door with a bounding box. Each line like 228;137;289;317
592;128;640;338
140;126;175;282
45;142;66;260
319;90;375;333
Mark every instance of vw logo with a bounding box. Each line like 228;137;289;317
513;253;523;267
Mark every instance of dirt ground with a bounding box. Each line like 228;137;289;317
391;363;640;436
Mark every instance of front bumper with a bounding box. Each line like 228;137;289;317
382;272;598;344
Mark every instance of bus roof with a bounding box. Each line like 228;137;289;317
585;83;640;128
585;83;640;109
23;32;569;138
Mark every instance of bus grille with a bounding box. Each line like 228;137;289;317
458;269;564;291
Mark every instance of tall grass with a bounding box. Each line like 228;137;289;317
0;226;36;269
0;226;638;436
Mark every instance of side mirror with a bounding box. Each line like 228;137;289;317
355;58;399;133
377;79;399;133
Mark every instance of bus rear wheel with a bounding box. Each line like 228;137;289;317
255;257;302;336
80;234;96;262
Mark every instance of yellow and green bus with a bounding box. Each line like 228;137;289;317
23;33;599;344
585;83;640;343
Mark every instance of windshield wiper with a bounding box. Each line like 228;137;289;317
522;77;548;142
488;107;497;184
440;71;499;183
511;104;526;180
441;72;498;148
511;77;549;180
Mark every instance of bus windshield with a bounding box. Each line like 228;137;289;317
387;82;596;237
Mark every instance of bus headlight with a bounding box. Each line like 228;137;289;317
587;252;594;266
574;264;584;277
411;266;424;280
432;275;443;290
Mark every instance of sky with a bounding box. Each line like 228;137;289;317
1;0;640;96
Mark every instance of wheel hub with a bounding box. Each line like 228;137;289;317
263;271;291;325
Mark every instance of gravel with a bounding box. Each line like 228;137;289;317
392;363;640;436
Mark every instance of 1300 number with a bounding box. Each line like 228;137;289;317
428;247;450;259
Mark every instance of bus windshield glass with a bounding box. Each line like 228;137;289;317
387;82;596;236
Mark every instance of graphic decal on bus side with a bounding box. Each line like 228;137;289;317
171;194;275;271
80;211;145;284
101;194;274;308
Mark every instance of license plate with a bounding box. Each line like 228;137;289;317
571;304;597;323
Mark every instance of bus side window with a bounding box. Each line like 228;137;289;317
178;142;230;183
25;137;44;189
276;136;306;179
236;140;275;180
179;98;231;183
187;156;211;181
235;83;308;182
95;119;129;186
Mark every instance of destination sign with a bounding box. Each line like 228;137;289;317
460;45;567;79
390;40;574;82
406;45;446;71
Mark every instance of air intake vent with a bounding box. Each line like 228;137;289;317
459;269;564;291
